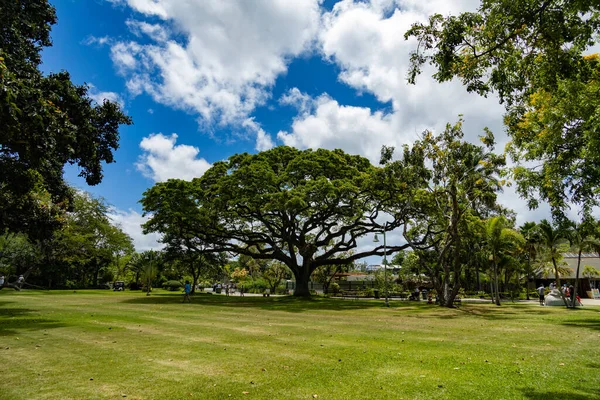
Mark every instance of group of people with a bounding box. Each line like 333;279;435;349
211;282;243;296
537;282;582;306
0;274;24;290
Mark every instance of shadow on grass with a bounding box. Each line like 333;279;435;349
0;301;69;336
120;293;433;313
561;318;600;331
521;388;599;400
586;361;600;369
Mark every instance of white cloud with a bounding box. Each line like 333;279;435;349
109;208;164;252
110;42;142;73
279;92;410;163
88;84;124;107
279;87;314;114
243;118;274;152
83;35;111;46
125;19;169;42
136;133;212;182
108;0;321;124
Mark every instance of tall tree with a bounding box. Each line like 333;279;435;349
142;146;429;296
45;192;133;288
0;0;132;241
263;262;290;295
483;216;524;305
567;220;600;307
519;221;540;299
0;231;41;287
140;178;226;293
537;219;570;307
404;120;506;307
139;251;160;296
405;0;600;217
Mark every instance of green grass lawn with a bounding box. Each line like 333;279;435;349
1;290;599;400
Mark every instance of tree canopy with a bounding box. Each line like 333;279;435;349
0;0;132;240
405;0;600;217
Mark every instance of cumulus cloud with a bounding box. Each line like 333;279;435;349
88;84;124;107
107;0;321;125
243;118;275;152
279;91;410;163
136;133;212;182
83;35;111;46
109;208;164;252
125;19;170;42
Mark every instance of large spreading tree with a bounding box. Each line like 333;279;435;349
142;146;430;296
405;0;600;218
0;0;132;241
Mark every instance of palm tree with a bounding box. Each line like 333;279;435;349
583;266;600;293
484;216;524;306
127;252;144;288
568;221;600;307
140;251;159;296
537;220;570;308
519;222;540;300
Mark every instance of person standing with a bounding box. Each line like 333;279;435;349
537;285;545;306
0;275;4;290
569;284;575;305
183;280;191;303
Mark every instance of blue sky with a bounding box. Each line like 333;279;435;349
41;0;560;250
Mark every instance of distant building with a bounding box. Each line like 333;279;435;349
537;253;600;298
365;264;399;272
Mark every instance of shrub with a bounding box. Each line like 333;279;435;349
330;282;340;294
163;280;183;291
243;278;269;293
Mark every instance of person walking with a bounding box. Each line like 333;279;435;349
537;285;545;306
183;280;191;303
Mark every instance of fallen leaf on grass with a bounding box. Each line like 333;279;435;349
243;392;249;395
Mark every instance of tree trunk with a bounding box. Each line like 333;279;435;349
444;282;461;307
493;260;501;306
475;262;481;291
551;257;570;308
525;257;531;300
93;258;100;287
190;262;198;295
572;250;582;308
293;266;312;297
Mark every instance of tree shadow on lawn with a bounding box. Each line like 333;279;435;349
0;301;69;336
521;387;599;400
120;294;432;313
561;317;600;331
456;303;599;319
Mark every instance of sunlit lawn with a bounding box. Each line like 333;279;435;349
0;290;599;400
